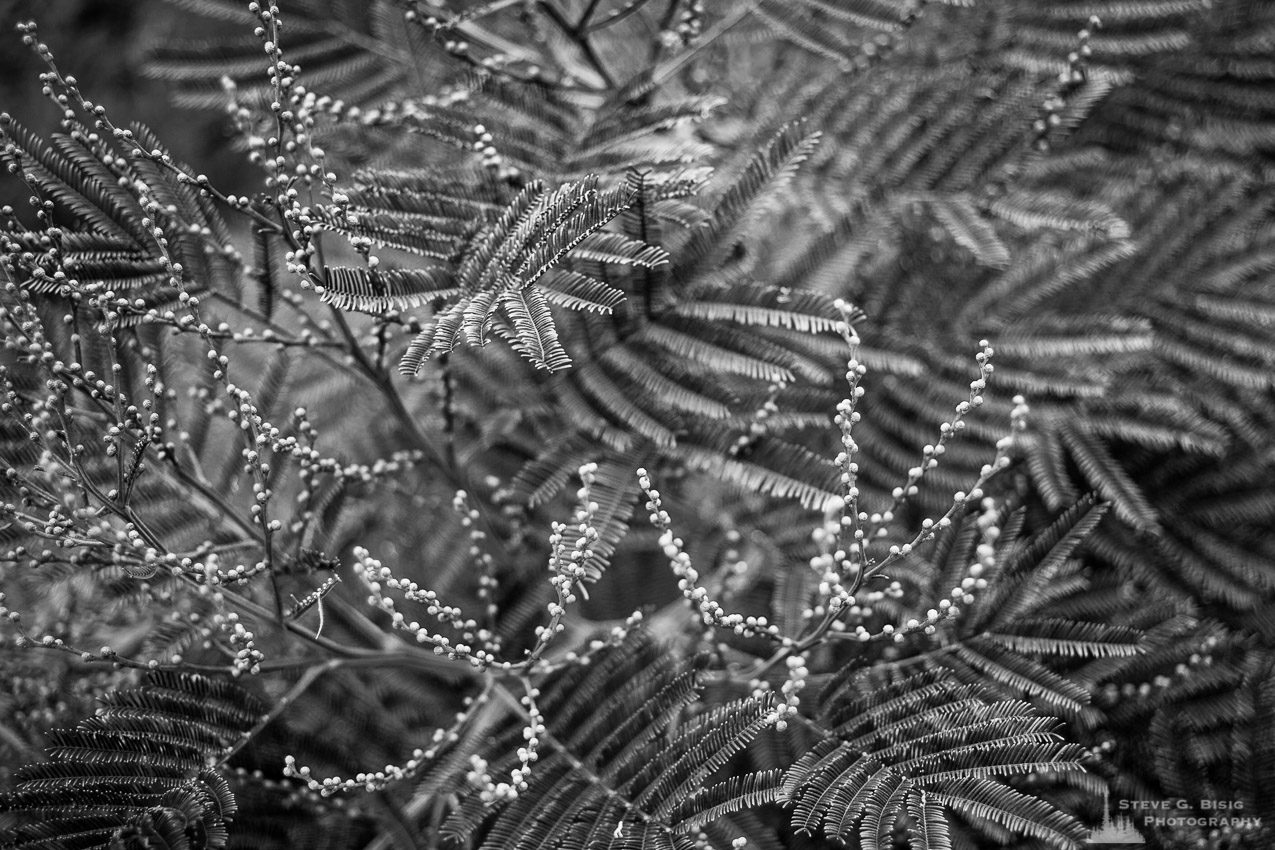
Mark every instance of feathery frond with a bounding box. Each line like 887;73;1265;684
785;668;1090;850
445;635;780;850
0;672;263;850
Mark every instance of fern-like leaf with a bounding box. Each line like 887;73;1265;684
319;264;460;313
399;176;665;373
784;668;1089;850
0;672;264;850
444;635;779;850
920;194;1011;269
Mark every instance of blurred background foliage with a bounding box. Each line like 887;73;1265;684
0;0;253;209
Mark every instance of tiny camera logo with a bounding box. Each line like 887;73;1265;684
1087;787;1145;845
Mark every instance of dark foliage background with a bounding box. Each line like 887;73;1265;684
0;0;251;209
0;1;1273;849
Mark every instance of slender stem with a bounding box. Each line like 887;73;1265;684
321;303;517;577
369;793;423;850
489;681;666;831
164;456;264;544
585;0;657;33
537;0;617;88
326;306;460;488
649;1;758;87
578;0;609;28
221;660;340;764
448;0;528;24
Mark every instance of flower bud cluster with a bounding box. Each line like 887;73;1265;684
735;319;1025;671
839;342;1017;610
1034;16;1101;152
1004;395;1030;450
540;610;645;674
284;688;494;796
772;652;809;730
225;612;264;675
730;389;782;457
240;4;337;202
638;468;783;642
547;463;601;594
281;409;425;544
805;301;872;616
953;496;1002;608
401;2;549;108
352;546;504;670
11;80;302;615
530;463;603;662
1097;634;1221;707
468;682;546;805
454;489;501;652
868;339;995;541
287;575;341;637
661;0;704;46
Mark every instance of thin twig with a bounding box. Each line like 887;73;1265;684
649;1;758;87
537;0;617;88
